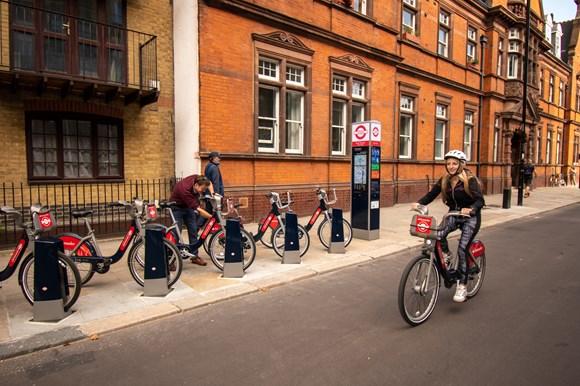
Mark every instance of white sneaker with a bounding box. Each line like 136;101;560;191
453;283;467;303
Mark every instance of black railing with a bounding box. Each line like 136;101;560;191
0;0;158;91
0;179;176;247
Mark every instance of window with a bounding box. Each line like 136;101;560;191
574;135;580;163
508;41;519;53
559;80;564;106
257;55;309;154
497;38;504;76
549;75;554;103
576;85;580;111
402;0;417;35
556;132;562;164
493;116;501;162
507;55;519;79
11;0;127;83
464;111;474;161
467;26;477;63
547;131;552;164
509;28;520;39
540;69;544;98
435;103;448;160
399;95;415;159
331;75;369;155
438;11;450;58
27;115;123;180
353;0;368;15
536;129;542;164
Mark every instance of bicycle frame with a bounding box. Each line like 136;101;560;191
304;189;336;232
60;217;143;265
253;192;291;242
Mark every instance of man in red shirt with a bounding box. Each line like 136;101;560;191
170;175;213;265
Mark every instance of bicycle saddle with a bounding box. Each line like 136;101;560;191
72;209;93;218
159;200;177;209
0;206;19;215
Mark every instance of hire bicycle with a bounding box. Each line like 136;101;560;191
57;199;182;287
304;188;353;248
160;193;257;271
398;205;486;326
0;205;81;309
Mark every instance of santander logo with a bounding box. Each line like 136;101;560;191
39;213;53;228
353;125;367;140
9;239;26;267
415;216;432;234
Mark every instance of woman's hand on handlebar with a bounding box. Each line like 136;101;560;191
410;203;421;211
460;207;474;216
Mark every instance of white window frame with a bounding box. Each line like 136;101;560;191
559;80;564;106
352;79;366;100
402;4;417;35
332;76;347;96
464;111;474;161
399;95;415;159
509;28;520;39
438;26;449;57
258;85;280;153
556;132;562;164
285;90;304;154
286;64;305;86
467;27;477;62
353;0;367;15
435;103;447;160
507;54;519;79
549;75;554;103
493;117;500;163
331;99;347;156
403;0;416;5
258;58;279;81
508;41;519;53
547;131;552;163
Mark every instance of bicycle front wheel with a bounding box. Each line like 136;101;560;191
18;252;82;311
317;218;353;249
272;224;310;258
127;238;183;287
57;233;97;286
466;253;486;298
398;255;440;327
208;228;257;271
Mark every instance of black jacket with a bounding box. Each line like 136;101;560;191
204;162;224;196
418;176;485;213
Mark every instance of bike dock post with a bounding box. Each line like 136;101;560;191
282;213;300;264
33;237;72;322
328;208;345;254
143;224;172;297
223;219;244;278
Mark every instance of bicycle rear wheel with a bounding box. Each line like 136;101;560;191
208;228;257;271
398;255;440;327
317;218;353;248
466;253;486;298
127;238;183;287
57;233;96;286
18;252;82;311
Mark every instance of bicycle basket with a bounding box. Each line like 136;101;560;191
33;210;56;233
145;204;158;221
410;214;438;239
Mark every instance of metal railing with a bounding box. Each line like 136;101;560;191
0;0;158;91
0;179;176;247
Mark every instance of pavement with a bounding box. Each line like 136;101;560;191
0;186;579;360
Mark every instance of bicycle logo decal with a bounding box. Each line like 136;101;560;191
8;239;26;268
415;216;432;234
201;217;216;239
147;205;157;219
39;213;53;228
120;227;135;252
309;208;322;225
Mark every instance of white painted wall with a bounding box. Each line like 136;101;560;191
173;0;200;177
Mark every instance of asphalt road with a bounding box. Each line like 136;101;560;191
1;204;579;385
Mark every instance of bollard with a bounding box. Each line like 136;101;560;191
282;213;301;264
33;237;71;322
328;208;346;254
502;187;511;209
143;224;172;297
223;219;244;278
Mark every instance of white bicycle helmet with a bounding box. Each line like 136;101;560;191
444;150;467;162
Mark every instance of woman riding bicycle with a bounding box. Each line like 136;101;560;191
411;150;485;303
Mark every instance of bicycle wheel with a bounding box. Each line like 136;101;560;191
57;233;96;286
466;253;486;298
398;255;440;327
317;218;353;249
127;238;183;287
271;224;310;258
208;228;257;271
18;252;82;311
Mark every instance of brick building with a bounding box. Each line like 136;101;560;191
195;0;580;221
0;0;173;239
